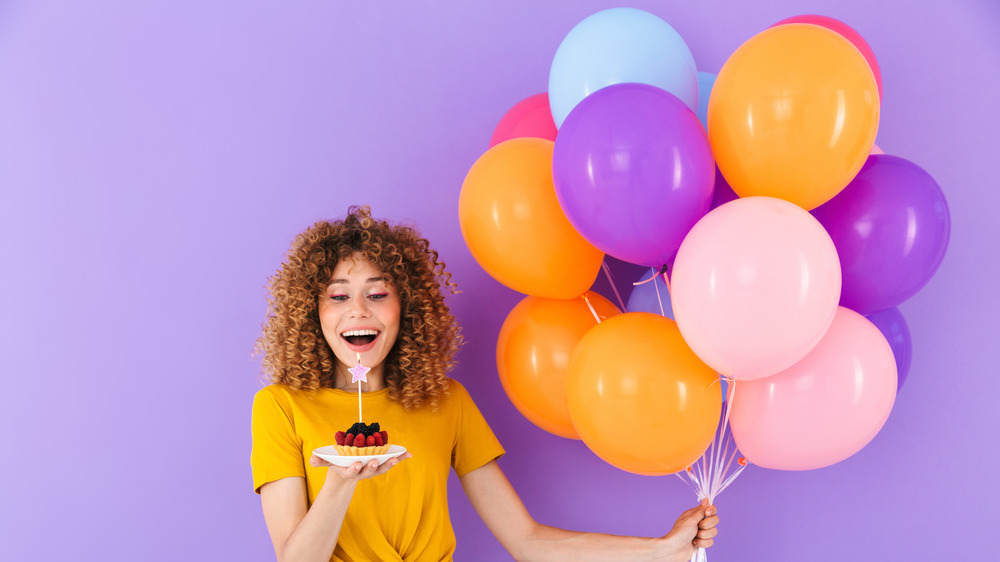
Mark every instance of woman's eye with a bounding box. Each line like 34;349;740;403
328;295;348;302
368;293;389;301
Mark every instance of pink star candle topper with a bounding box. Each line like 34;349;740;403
349;358;370;383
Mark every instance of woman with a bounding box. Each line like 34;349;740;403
252;206;719;561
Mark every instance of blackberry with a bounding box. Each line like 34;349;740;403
344;422;381;437
344;422;379;437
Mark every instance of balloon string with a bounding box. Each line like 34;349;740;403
653;273;666;317
600;260;626;311
683;380;746;562
633;267;669;317
581;293;602;324
633;267;660;285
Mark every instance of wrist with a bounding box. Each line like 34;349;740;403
318;472;357;500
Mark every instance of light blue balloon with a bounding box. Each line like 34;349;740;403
548;8;698;127
625;270;674;318
696;71;716;129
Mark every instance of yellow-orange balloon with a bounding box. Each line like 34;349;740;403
566;312;722;475
708;24;880;210
459;138;604;299
497;292;621;439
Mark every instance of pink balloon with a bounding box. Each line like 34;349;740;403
489;93;558;148
871;143;885;155
729;307;897;470
671;197;841;379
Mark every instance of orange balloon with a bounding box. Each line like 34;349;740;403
497;292;621;439
458;138;604;299
708;24;880;210
566;312;722;475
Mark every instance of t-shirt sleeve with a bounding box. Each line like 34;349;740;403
251;386;306;494
450;381;506;477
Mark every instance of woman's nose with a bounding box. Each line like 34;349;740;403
347;297;371;317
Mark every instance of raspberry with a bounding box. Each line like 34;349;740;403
353;434;366;447
335;431;346;446
366;435;376;446
373;432;384;446
380;430;388;443
344;433;354;446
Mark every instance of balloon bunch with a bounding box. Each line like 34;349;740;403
459;6;950;539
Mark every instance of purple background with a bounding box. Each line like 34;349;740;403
1;1;996;560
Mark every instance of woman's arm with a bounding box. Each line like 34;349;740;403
259;454;410;562
459;460;718;562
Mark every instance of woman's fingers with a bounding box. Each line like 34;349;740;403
699;514;719;530
309;454;332;467
373;453;411;476
317;453;412;480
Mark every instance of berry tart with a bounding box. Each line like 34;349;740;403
334;422;390;455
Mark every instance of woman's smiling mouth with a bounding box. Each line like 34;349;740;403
341;329;380;350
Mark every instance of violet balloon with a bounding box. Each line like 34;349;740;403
865;307;912;392
709;166;738;210
552;83;715;268
812;155;951;314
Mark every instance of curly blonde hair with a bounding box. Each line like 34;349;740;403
256;206;461;410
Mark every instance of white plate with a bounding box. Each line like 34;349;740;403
312;444;407;468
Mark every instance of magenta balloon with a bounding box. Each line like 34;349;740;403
552;83;715;267
671;197;842;380
865;307;912;393
730;307;897;470
811;155;951;314
489;93;558;148
772;15;882;100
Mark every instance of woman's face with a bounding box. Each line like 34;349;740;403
318;254;401;379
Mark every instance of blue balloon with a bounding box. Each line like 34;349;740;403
864;307;912;393
696;71;716;129
548;8;698;127
625;270;674;318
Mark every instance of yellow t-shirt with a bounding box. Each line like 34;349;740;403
251;379;505;562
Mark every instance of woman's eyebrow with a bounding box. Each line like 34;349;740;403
328;277;388;285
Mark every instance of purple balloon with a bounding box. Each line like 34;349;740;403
864;307;912;393
552;83;715;267
710;166;738;210
812;155;950;314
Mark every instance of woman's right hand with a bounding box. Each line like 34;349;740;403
310;452;412;483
